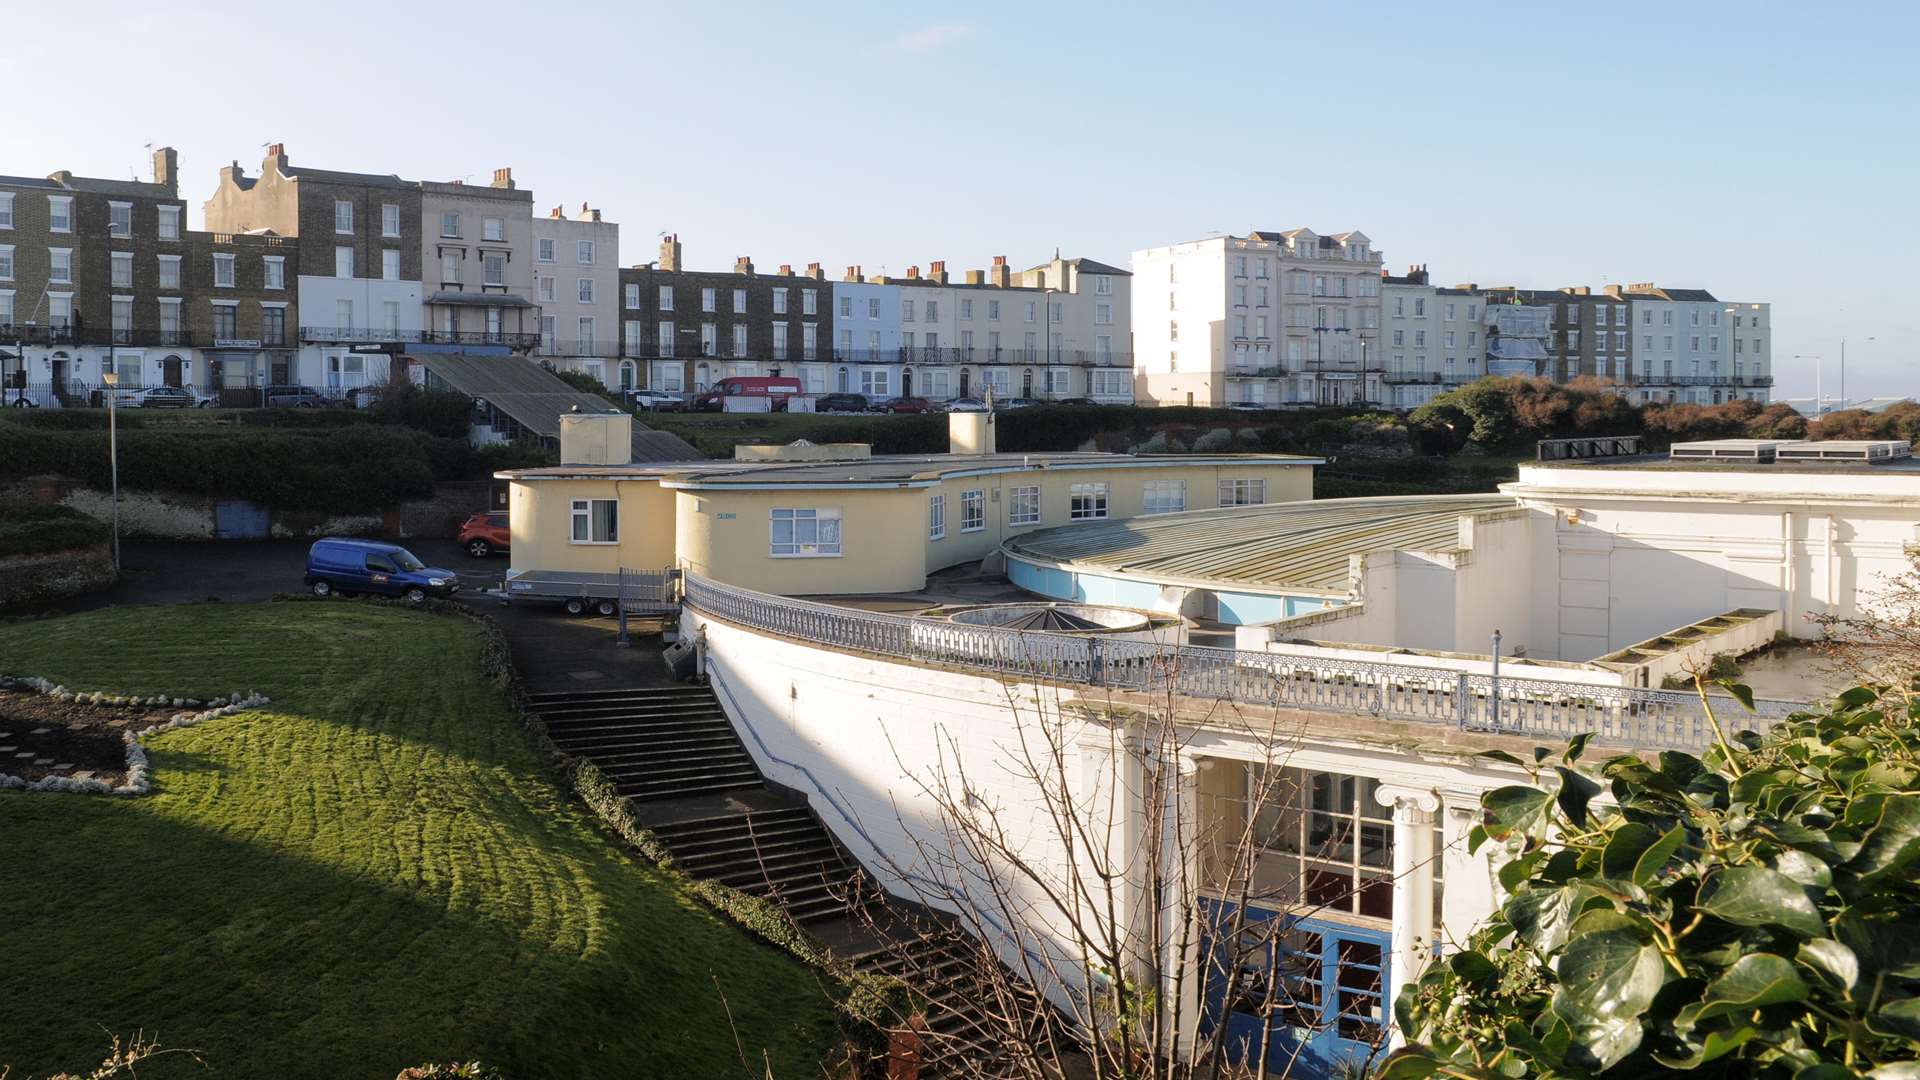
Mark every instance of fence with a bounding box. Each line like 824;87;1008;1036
681;572;1807;751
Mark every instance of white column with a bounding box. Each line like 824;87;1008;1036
1375;783;1439;1049
1164;753;1203;1056
1439;789;1497;946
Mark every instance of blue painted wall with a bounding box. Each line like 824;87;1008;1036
1007;555;1341;626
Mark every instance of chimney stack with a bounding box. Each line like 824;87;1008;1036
778;263;792;276
734;255;755;275
550;206;564;219
844;265;863;283
264;142;288;174
989;255;1010;288
491;167;515;189
965;269;984;285
659;233;682;272
928;260;948;284
905;265;921;280
806;261;824;281
151;146;178;195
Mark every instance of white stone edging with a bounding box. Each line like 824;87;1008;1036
0;675;270;796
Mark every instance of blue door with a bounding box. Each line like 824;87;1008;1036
214;500;270;539
1199;898;1391;1077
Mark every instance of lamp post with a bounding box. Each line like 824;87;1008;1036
1793;354;1824;414
101;370;122;574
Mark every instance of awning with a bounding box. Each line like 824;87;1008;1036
427;291;535;308
409;352;703;461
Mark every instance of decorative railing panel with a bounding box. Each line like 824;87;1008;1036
681;574;1806;751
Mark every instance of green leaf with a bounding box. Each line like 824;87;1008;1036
1685;953;1808;1023
1446;950;1498;984
1796;939;1859;993
1484;786;1555;839
1477;749;1527;767
1718;679;1757;712
1562;1015;1646;1072
1870;997;1920;1041
1507;886;1582;953
1844;795;1920;884
1550;924;1665;1029
1772;849;1832;890
1633;825;1686;888
1797;1066;1861;1080
1695;866;1826;938
1565;731;1594;763
1372;1051;1443;1080
1655;1023;1760;1069
1556;765;1604;828
1836;686;1879;708
1868;1063;1920;1080
1602;822;1659;880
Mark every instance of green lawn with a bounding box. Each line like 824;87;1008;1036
0;603;840;1079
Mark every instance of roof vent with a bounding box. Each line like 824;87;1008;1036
1669;439;1787;463
1775;440;1913;464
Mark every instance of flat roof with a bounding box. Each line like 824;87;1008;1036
1523;452;1920;475
1004;494;1514;594
498;452;1320;489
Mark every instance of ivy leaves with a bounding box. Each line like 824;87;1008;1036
1386;684;1920;1078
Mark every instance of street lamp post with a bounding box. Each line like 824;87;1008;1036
101;370;122;574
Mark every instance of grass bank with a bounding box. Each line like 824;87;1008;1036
0;602;839;1078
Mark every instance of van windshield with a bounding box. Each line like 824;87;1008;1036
391;549;425;571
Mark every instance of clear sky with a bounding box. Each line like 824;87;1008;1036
13;0;1915;399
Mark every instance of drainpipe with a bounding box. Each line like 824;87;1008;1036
1489;628;1502;730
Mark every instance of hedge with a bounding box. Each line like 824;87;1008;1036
0;502;110;557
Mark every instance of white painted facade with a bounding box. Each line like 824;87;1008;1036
531;206;623;386
295;274;423;388
1381;280;1483;408
1619;287;1771;405
1133;231;1384;407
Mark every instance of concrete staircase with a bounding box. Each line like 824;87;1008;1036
532;685;762;800
527;680;1043;1075
648;804;865;923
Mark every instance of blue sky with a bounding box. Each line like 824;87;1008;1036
15;0;1916;398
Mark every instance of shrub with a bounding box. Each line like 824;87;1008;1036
543;367;621;405
0;409;146;431
1189;427;1233;452
1391;684;1920;1078
366;386;477;439
0;500;110;557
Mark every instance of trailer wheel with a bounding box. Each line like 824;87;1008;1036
564;597;587;616
596;599;617;617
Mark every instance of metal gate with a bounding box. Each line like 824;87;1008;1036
214;500;271;539
1199;898;1390;1077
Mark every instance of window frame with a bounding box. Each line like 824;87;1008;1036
1069;482;1110;521
1219;477;1267;507
569;498;619;545
1143;478;1187;514
960;489;986;533
928;494;946;540
769;507;842;558
1008;485;1041;527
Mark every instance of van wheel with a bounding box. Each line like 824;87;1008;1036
564;598;586;616
310;581;332;598
405;587;427;605
596;599;617;617
467;539;493;558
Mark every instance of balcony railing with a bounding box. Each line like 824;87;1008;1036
299;326;540;349
682;572;1808;752
1227;366;1290;379
0;323;287;349
535;340;619;358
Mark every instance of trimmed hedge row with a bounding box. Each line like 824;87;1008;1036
0;502;110;558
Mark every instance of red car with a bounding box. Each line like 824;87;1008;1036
458;511;510;558
883;396;935;414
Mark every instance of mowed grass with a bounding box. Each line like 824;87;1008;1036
0;603;840;1079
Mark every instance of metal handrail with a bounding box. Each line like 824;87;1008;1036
680;572;1806;751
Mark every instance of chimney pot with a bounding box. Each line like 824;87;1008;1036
491;167;514;189
778;263;792;276
906;265;921;279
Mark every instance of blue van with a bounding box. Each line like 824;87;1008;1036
304;538;459;603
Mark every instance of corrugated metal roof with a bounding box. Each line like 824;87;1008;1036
1004;494;1514;593
411;352;701;459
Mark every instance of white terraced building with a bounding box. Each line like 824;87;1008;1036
506;422;1916;1076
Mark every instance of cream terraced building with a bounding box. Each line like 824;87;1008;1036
498;437;1317;597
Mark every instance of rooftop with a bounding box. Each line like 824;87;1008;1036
1003;494;1513;594
499;451;1320;489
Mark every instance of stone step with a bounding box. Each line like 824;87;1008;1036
616;773;763;801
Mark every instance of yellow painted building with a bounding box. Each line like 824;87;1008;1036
498;417;1318;596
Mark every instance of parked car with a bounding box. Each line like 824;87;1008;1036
458;511;511;558
692;376;806;412
945;397;989;413
304;538;458;604
106;386;198;408
1051;397;1098;407
264;385;333;409
815;392;870;413
995;397;1042;410
624;388;685;412
1226;401;1270;412
881;396;934;414
343;386;386;409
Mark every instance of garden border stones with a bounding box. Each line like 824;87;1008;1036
0;674;270;795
